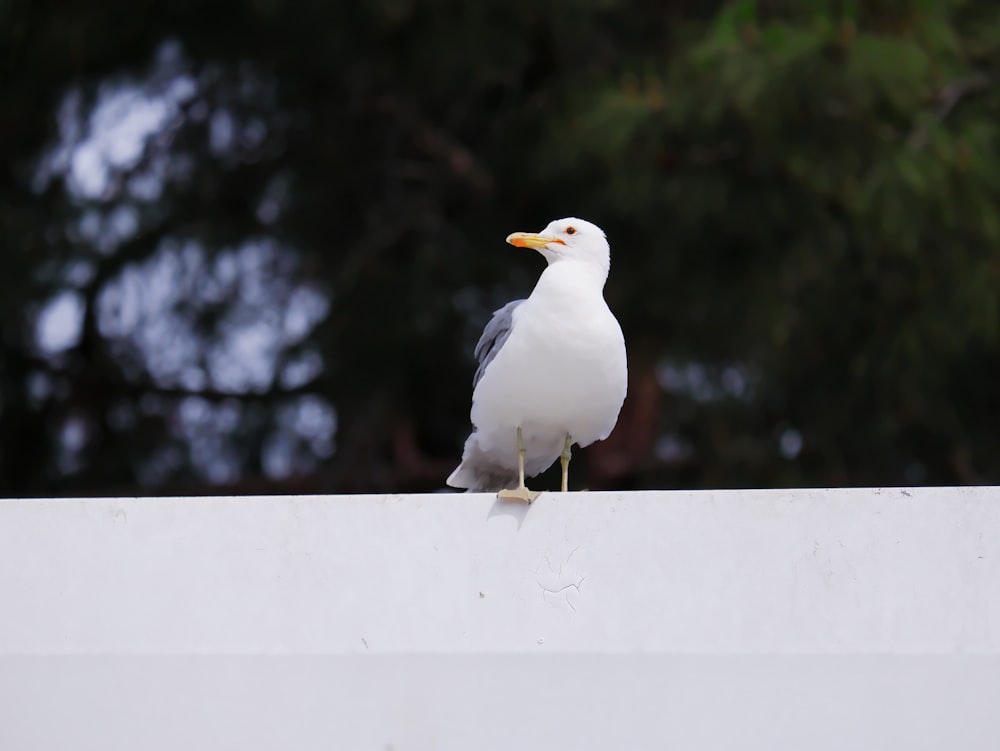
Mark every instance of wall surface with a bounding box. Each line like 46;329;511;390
1;488;999;749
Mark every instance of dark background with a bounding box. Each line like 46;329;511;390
3;0;999;497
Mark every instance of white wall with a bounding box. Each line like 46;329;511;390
2;488;999;749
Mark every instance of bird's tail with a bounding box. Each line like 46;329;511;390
446;464;477;491
446;459;517;493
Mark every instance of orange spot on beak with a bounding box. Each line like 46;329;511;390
506;232;564;249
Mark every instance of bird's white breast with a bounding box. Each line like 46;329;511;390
470;261;627;468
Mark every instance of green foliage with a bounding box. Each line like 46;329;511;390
1;0;999;494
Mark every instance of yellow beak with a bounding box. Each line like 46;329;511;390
506;232;565;250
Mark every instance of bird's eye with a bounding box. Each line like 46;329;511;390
566;226;576;235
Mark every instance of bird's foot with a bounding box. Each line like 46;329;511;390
497;486;541;504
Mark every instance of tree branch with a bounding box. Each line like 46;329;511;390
908;73;992;150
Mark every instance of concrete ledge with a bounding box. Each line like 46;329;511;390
3;654;999;750
2;488;999;749
2;487;998;654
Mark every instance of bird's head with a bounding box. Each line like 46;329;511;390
506;217;610;275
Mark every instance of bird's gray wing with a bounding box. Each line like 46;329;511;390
472;299;525;389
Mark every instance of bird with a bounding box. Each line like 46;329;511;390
447;217;628;501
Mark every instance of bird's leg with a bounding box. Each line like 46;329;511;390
560;433;572;492
497;426;540;503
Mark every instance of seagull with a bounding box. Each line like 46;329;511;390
447;218;628;501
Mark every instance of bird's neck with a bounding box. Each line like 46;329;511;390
538;258;609;295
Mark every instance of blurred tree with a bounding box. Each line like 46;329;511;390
1;0;998;496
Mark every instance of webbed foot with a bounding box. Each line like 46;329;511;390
497;486;541;504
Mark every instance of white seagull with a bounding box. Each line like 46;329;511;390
447;217;628;501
